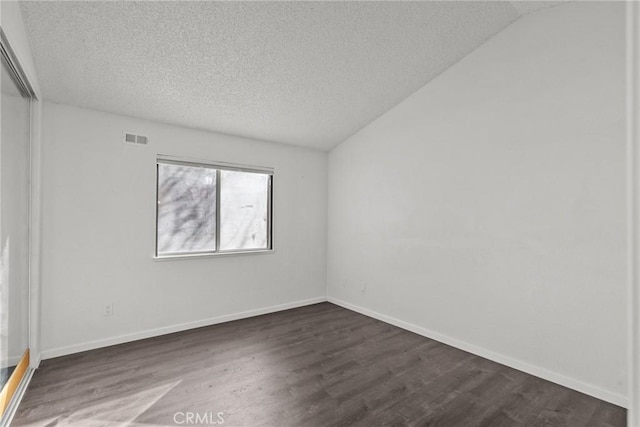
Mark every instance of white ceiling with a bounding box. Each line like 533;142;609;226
510;1;567;16
19;1;564;151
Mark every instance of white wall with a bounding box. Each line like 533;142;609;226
39;102;327;357
328;2;627;405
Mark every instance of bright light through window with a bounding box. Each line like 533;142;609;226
156;158;272;257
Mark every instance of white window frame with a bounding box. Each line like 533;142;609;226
155;155;273;259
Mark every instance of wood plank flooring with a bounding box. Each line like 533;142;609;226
13;303;626;426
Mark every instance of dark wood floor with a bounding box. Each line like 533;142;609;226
13;303;625;426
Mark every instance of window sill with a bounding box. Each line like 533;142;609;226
153;249;275;261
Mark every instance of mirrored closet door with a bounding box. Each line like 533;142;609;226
0;37;31;416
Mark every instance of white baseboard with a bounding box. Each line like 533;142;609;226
327;297;628;408
40;297;326;360
39;295;627;408
30;352;41;369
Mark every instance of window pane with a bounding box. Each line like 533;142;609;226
220;170;269;251
157;163;217;255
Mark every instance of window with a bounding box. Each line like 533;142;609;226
155;157;273;257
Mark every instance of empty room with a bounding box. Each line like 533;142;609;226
0;0;639;426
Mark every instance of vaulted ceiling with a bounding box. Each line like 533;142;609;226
20;1;564;151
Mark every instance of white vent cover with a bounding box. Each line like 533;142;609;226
123;132;148;145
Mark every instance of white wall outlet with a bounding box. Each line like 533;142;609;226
360;282;367;293
104;303;113;316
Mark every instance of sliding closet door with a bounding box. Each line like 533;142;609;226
0;51;30;404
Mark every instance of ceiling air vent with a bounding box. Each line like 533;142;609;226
123;132;148;146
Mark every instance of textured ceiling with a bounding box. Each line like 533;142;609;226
510;1;567;16
19;1;554;151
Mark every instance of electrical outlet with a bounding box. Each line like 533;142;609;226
104;303;113;317
360;282;367;293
